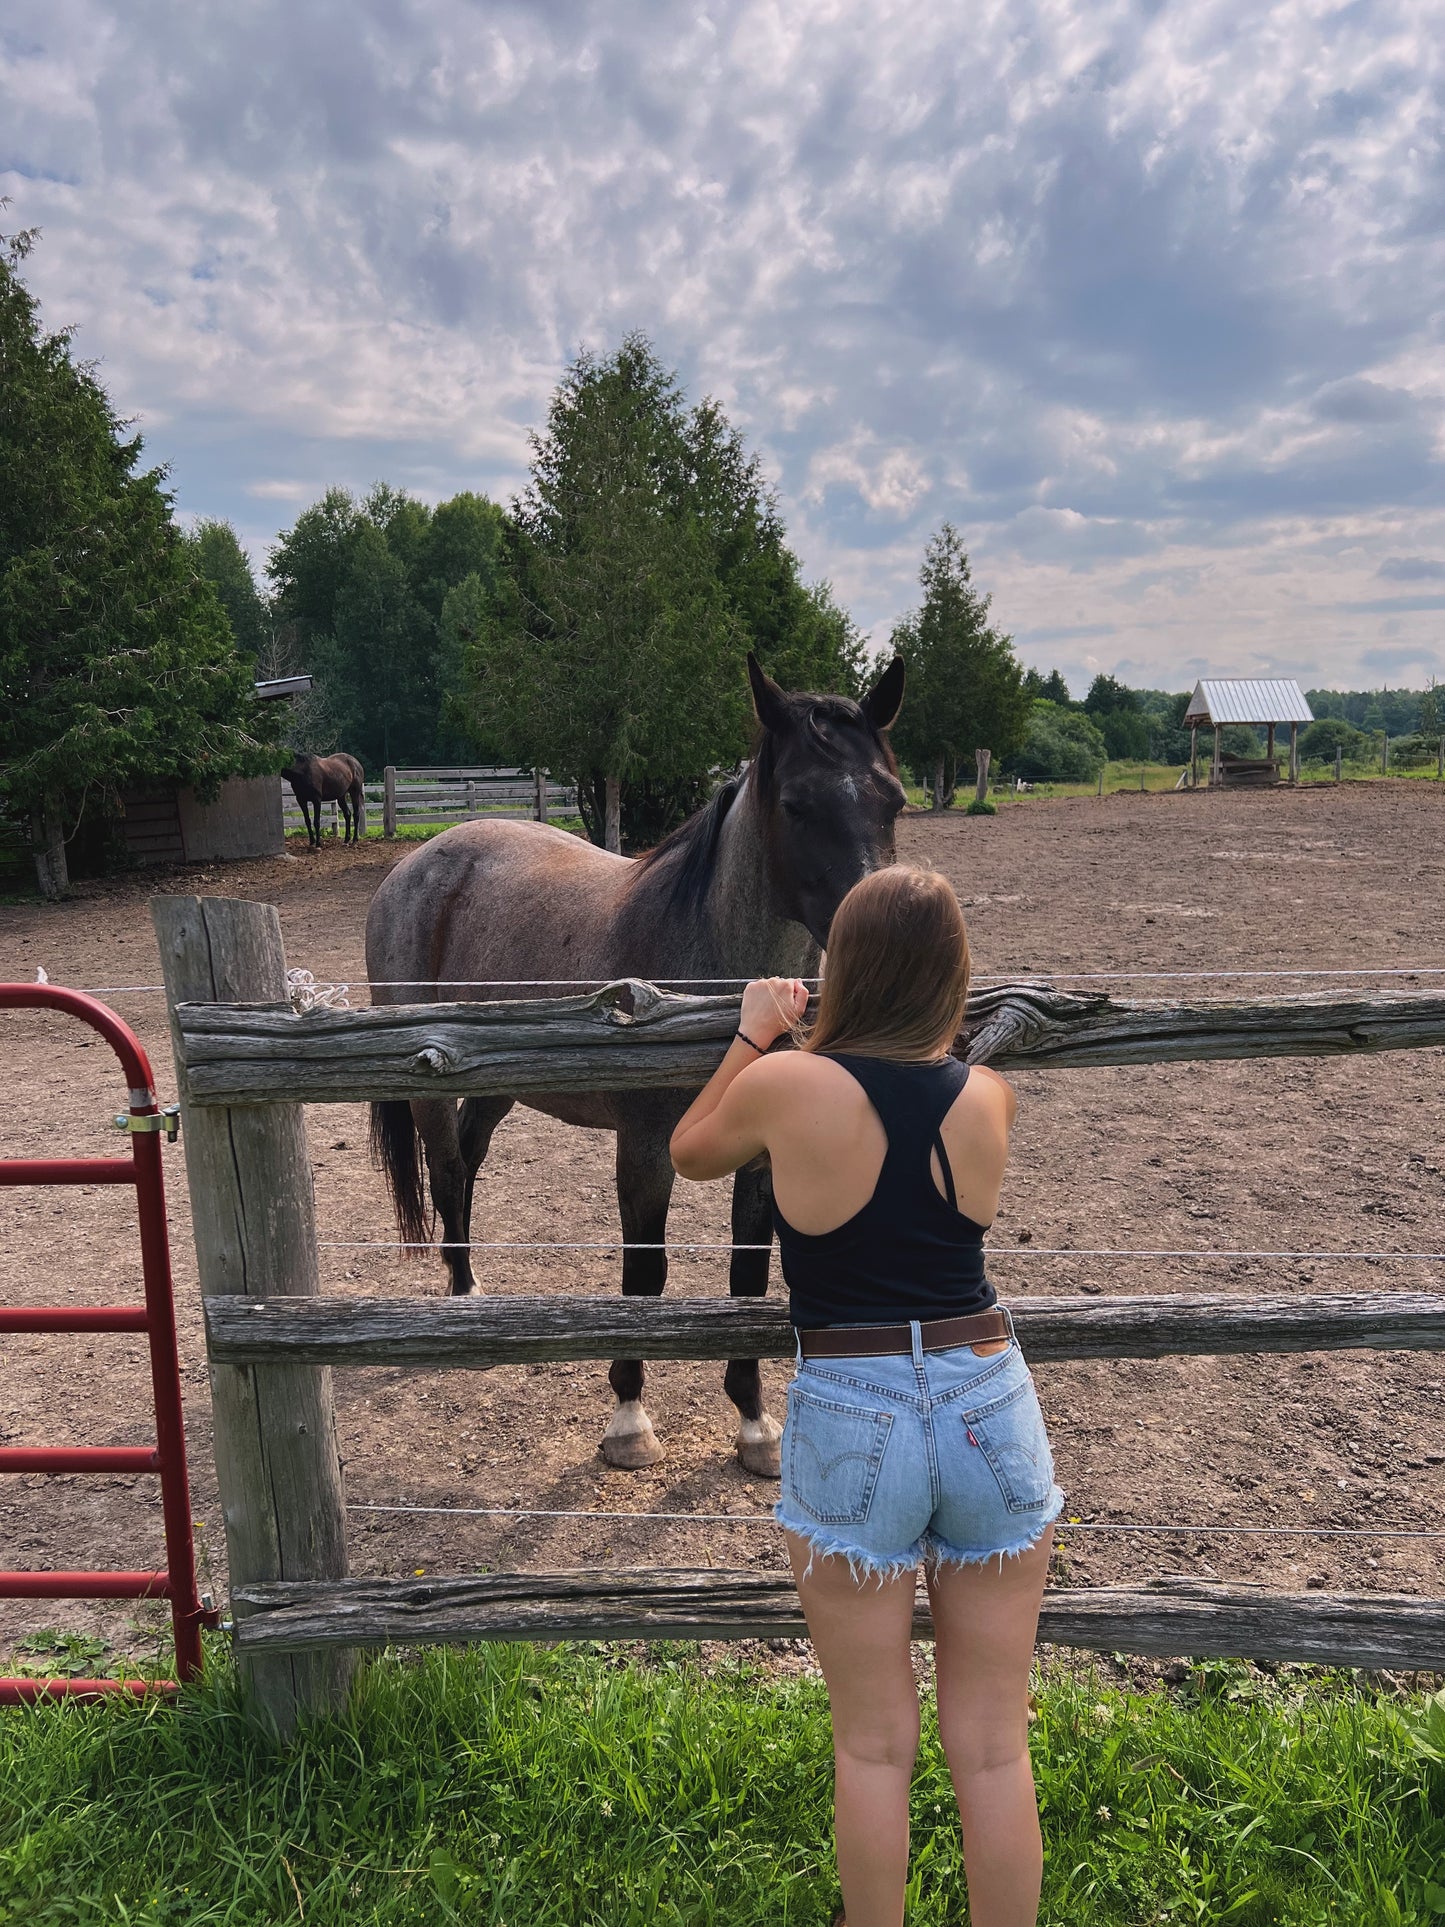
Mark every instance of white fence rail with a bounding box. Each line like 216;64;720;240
280;766;580;838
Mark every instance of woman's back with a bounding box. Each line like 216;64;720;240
757;1047;1015;1330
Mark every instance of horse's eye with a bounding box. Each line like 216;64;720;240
781;799;807;822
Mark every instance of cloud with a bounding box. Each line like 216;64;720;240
2;0;1444;687
1338;594;1445;613
1359;643;1444;675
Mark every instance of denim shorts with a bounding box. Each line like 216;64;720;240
774;1318;1064;1580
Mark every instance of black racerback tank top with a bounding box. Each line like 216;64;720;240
773;1052;996;1329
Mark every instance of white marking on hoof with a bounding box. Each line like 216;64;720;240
736;1411;783;1479
601;1400;664;1470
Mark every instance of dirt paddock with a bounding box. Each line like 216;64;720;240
1;782;1443;1669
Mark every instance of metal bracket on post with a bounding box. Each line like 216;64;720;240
114;1107;181;1143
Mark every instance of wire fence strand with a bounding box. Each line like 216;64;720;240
316;1239;1445;1260
45;961;1445;997
346;1501;1445;1540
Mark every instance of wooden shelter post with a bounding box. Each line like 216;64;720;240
1212;724;1222;787
1289;722;1299;785
153;896;353;1735
1266;722;1275;764
1190;724;1198;787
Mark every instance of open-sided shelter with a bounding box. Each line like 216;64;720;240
1183;679;1313;787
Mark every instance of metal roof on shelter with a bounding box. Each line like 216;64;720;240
1183;679;1313;727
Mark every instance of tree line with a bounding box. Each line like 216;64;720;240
5;222;1440;892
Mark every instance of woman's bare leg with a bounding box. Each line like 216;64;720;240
785;1533;920;1927
924;1529;1053;1927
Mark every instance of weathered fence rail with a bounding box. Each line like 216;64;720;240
229;1570;1445;1672
168;978;1445;1107
204;1289;1445;1369
150;894;1445;1730
280;766;580;840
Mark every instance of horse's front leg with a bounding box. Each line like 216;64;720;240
602;1126;673;1470
725;1162;783;1477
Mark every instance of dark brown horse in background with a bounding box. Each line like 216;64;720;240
366;654;906;1478
285;752;366;847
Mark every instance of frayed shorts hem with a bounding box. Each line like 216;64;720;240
775;1491;1064;1585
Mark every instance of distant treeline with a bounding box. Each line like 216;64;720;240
998;673;1442;785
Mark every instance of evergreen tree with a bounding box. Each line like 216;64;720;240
1023;666;1072;706
888;525;1028;808
0;228;282;896
468;335;861;849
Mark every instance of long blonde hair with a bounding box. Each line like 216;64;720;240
802;865;970;1062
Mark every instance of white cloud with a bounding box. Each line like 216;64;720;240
2;0;1442;683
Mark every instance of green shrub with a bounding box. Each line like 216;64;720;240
965;796;997;816
1006;701;1107;782
1300;716;1372;763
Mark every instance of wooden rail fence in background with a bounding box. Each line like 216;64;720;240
152;895;1445;1730
280;766;579;841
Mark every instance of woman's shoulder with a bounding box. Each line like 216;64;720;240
957;1061;1017;1125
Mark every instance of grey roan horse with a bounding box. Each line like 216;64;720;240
366;654;906;1476
285;752;366;847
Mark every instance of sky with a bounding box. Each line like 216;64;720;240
4;0;1444;697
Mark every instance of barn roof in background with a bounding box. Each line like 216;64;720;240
254;675;314;700
1183;679;1313;727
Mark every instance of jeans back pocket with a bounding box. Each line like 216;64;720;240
786;1389;893;1525
963;1378;1056;1515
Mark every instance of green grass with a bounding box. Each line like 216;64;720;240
1;1643;1440;1924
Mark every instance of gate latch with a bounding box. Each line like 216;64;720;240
113;1106;181;1143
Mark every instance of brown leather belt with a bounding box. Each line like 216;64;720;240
797;1307;1009;1360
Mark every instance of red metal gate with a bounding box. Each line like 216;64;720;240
0;984;213;1700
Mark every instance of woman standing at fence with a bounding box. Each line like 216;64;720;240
671;865;1061;1927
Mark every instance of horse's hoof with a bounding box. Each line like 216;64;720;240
601;1401;664;1470
735;1413;783;1479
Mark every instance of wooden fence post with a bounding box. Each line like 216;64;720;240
974;748;991;804
1097;767;1104;798
153;896;353;1734
535;768;547;824
1382;734;1389;776
1335;746;1342;784
1438;736;1444;780
604;777;621;852
383;767;397;838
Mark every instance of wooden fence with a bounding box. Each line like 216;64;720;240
280;767;579;840
152;895;1445;1731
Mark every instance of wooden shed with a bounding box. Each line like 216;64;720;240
1183;679;1314;787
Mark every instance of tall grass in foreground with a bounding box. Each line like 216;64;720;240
0;1645;1440;1925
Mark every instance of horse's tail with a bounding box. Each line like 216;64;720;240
369;1101;432;1250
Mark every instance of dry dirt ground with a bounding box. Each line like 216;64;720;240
1;782;1443;1673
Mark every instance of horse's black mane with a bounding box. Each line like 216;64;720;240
633;689;890;920
634;773;746;921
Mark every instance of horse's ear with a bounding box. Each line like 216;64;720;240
747;652;791;734
861;655;906;732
